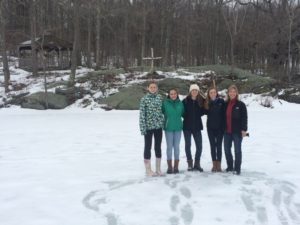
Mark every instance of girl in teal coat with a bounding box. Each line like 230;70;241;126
162;88;184;174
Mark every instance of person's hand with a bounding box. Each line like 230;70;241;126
241;130;247;137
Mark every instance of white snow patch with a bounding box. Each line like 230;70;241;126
0;106;300;225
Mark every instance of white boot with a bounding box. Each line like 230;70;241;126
155;158;162;176
144;159;154;177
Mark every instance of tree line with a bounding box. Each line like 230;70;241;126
1;0;300;92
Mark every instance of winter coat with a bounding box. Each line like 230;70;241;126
139;92;164;135
162;98;184;131
225;100;248;134
206;97;225;131
182;96;205;131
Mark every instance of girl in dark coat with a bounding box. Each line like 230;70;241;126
182;84;206;172
224;85;248;175
204;86;225;172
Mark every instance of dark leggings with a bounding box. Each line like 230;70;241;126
183;130;202;161
144;128;162;160
207;128;223;161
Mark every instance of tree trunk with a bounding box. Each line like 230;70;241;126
29;0;38;76
40;35;48;109
123;1;129;70
87;2;92;68
96;0;101;69
230;35;235;72
0;0;10;93
141;0;146;67
69;0;80;86
286;3;293;83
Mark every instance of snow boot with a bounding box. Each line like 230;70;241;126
187;160;193;171
174;160;179;174
167;160;173;174
216;161;222;172
211;161;217;172
194;160;204;172
155;158;162;176
144;159;155;177
225;160;233;172
226;167;233;172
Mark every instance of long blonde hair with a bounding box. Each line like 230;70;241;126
226;84;239;102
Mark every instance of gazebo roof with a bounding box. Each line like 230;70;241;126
18;34;73;51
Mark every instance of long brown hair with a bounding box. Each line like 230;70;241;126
226;84;239;102
204;86;218;110
188;91;205;107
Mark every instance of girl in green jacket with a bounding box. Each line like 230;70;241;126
162;88;184;174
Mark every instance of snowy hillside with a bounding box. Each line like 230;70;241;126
1;65;296;110
0;103;300;225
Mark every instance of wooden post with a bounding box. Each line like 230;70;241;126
58;47;63;69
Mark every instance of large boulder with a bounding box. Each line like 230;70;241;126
217;76;276;94
99;78;194;110
55;87;90;104
157;78;190;95
99;85;146;110
278;87;300;104
184;65;277;94
21;92;69;110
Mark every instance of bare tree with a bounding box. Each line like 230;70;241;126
29;0;38;76
285;0;300;83
140;0;147;67
95;0;102;69
222;0;248;72
0;0;10;93
69;0;80;86
86;1;94;68
0;0;299;82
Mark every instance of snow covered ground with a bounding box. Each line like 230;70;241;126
0;102;300;225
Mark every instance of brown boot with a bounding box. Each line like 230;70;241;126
167;160;173;174
216;161;222;172
211;161;217;172
187;160;193;171
174;160;179;174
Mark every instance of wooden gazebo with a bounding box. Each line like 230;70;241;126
18;34;73;71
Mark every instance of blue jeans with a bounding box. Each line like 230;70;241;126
224;132;243;172
183;130;202;161
165;131;182;160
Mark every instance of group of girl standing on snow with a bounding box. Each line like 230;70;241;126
139;81;248;177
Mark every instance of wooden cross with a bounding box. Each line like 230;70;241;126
142;48;162;74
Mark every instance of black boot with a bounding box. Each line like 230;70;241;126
194;160;204;172
226;167;233;172
234;161;241;175
187;160;193;171
226;160;233;172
